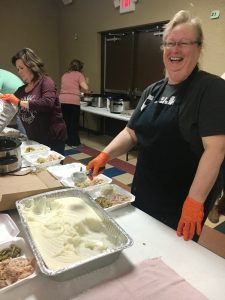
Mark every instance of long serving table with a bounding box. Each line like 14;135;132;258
2;123;225;299
80;106;134;160
80;105;133;122
80;105;133;135
4;206;225;300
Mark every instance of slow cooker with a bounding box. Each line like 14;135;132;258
88;93;106;108
109;99;130;114
0;136;22;175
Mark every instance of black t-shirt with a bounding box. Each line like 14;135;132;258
129;70;225;157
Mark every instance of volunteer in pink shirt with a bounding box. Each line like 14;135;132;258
59;59;91;147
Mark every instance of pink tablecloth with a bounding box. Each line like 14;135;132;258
74;257;207;300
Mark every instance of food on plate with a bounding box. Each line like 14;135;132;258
0;244;22;262
74;177;105;188
21;196;116;270
36;157;46;164
24;145;48;153
96;194;129;208
0;257;35;289
36;153;62;164
95;186;129;208
24;146;36;153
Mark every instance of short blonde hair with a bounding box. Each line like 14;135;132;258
163;10;203;46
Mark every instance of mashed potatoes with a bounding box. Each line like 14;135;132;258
22;196;115;270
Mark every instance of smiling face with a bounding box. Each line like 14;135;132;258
15;59;34;84
163;23;202;84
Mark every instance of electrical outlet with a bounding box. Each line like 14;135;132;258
210;10;220;19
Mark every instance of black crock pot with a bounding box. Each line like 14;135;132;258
0;136;22;174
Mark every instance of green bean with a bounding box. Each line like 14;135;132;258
0;244;22;261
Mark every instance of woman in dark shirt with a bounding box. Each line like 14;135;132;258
86;10;225;241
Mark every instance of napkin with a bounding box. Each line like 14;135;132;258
75;257;207;300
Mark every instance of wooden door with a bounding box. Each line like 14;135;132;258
104;31;134;94
133;30;164;95
102;21;167;97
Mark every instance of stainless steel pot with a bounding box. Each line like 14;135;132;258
91;97;105;108
0;136;22;174
83;96;93;103
109;99;130;114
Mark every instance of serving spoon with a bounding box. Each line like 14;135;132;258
72;167;105;184
72;168;93;184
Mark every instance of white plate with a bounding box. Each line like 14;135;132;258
61;173;112;190
0;237;38;294
0;214;20;243
47;162;112;189
87;183;135;211
47;162;86;180
21;140;41;146
80;101;88;107
21;144;50;156
24;150;65;168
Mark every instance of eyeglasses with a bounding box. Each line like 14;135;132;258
162;41;201;48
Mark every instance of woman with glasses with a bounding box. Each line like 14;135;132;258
0;48;67;155
87;10;225;241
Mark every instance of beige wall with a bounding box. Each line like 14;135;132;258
0;0;60;85
1;0;225;91
59;0;225;92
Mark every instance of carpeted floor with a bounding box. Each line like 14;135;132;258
64;144;136;189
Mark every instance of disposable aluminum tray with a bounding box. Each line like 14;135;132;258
0;100;18;133
16;188;133;281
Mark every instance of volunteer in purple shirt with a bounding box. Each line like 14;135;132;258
0;48;67;155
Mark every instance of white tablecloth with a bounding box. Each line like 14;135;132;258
3;206;225;300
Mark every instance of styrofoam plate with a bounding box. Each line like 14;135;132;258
47;162;86;180
87;183;135;211
21;144;50;156
61;173;112;190
80;101;88;107
0;237;38;293
24;150;65;168
0;214;20;243
47;162;112;190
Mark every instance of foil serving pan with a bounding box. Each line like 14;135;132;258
0;99;18;133
16;188;133;281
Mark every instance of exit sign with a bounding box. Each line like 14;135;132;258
120;0;136;13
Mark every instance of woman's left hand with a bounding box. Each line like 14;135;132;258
177;196;204;241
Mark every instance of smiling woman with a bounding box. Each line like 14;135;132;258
162;12;203;84
86;10;225;242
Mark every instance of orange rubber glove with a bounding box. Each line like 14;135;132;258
86;152;109;177
0;94;20;106
177;196;204;241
